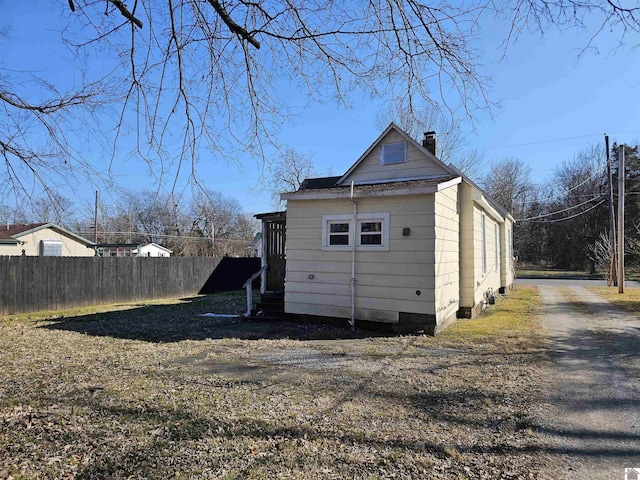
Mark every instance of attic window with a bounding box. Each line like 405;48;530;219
380;142;406;165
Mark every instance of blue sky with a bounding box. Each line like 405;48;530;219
3;3;640;216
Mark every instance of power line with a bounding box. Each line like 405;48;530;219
519;169;605;205
520;199;606;224
517;196;603;221
473;130;640;152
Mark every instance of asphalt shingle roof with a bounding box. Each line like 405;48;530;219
296;175;458;195
0;223;47;237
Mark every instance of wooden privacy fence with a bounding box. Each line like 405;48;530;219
0;256;221;315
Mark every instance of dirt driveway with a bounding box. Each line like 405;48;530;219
518;279;640;479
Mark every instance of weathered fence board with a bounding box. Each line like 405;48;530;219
0;256;222;315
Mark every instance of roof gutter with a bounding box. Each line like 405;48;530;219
472;189;508;223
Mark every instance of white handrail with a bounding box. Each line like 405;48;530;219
243;266;267;317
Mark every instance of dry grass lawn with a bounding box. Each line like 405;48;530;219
0;287;558;479
588;286;640;315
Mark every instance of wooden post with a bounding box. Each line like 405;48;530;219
94;190;99;244
606;135;617;286
618;145;625;293
260;220;266;294
245;281;252;317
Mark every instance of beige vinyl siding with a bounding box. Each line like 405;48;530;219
433;185;460;323
9;229;94;257
285;194;436;323
341;130;449;184
458;182;475;308
0;243;22;256
471;206;502;306
459;180;509;311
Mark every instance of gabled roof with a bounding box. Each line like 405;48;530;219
336;122;459;186
0;223;96;246
280;123;514;223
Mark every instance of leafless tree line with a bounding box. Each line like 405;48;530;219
0;187;258;257
480;143;640;273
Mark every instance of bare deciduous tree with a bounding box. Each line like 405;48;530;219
2;0;639;200
482;157;534;215
29;193;75;225
0;67;115;200
268;148;316;209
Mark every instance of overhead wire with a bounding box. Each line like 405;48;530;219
516;195;604;221
522;199;606;223
518;168;605;205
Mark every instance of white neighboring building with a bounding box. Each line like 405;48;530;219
139;243;172;257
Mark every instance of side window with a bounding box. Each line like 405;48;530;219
322;215;353;249
328;221;350;246
481;213;487;275
357;213;389;250
495;223;499;271
380;142;406;165
359;221;382;245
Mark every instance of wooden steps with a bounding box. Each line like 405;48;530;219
252;291;284;318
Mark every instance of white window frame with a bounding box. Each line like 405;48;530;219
356;213;390;251
481;212;487;275
380;142;406;165
322;214;353;250
322;213;390;251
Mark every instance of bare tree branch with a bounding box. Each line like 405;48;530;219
108;0;143;29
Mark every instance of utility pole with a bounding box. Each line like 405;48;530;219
94;190;99;244
605;135;617;286
617;145;625;293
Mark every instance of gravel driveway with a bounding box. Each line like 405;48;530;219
518;279;640;479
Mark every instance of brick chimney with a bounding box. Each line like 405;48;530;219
422;131;437;157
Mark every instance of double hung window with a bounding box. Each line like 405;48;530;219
328;221;350;246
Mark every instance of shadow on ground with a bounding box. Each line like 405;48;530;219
40;294;388;343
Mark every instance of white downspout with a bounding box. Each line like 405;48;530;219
349;181;357;331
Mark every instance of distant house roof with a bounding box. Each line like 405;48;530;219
141;242;172;254
0;230;19;244
0;222;95;246
95;243;140;248
0;222;48;237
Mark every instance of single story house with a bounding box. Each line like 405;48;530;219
95;242;172;257
95;243;140;257
259;123;514;334
0;223;95;257
139;243;172;257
